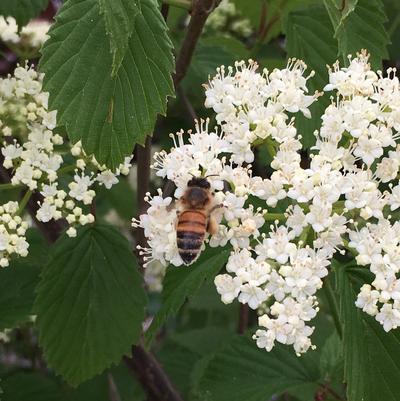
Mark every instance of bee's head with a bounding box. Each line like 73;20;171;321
187;177;211;190
184;177;212;208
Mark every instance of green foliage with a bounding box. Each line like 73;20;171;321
284;5;338;148
35;224;147;386
0;0;48;27
324;0;390;68
0;260;39;330
39;0;174;169
157;339;200;397
0;229;47;330
195;335;321;401
1;365;145;401
334;263;400;401
323;0;358;29
385;0;400;59
172;327;234;356
2;0;400;398
98;0;140;76
96;178;137;220
62;365;145;401
145;249;230;347
1;372;62;401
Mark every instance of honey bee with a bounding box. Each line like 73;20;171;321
176;176;221;265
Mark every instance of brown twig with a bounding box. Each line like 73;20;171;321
326;386;344;401
173;0;221;87
90;199;97;219
257;0;268;40
124;346;184;401
316;383;345;401
257;0;287;43
161;3;170;20
178;86;198;121
238;303;249;334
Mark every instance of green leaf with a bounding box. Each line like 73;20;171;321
284;5;338;148
385;0;400;60
184;41;237;93
39;0;174;169
98;0;140;76
172;327;234;356
233;0;317;42
63;364;145;401
145;249;230;347
157;340;200;397
62;375;108;401
334;263;400;401
0;229;47;330
196;335;321;401
97;178;137;220
109;364;146;401
325;0;390;69
0;0;48;27
0;260;39;330
232;0;263;26
35;224;147;386
2;372;62;401
323;0;358;30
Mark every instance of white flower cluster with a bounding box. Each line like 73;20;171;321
0;201;29;267
35;140;132;238
0;64;132;262
135;52;400;354
204;58;318;164
1;66;60;189
0;16;51;55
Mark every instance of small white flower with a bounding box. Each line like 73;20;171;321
97;170;119;189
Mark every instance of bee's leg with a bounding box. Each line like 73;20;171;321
166;199;176;213
209;203;224;214
207;215;219;235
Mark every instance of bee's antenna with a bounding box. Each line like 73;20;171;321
205;174;219;178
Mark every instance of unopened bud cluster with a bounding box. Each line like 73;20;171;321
0;202;29;267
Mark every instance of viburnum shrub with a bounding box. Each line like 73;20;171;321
2;1;400;400
135;52;400;354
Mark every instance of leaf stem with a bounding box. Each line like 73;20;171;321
323;277;343;340
107;373;122;401
162;0;191;10
57;164;76;176
0;182;23;190
17;190;33;215
264;212;285;221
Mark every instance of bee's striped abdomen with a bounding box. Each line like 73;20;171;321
177;210;206;265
